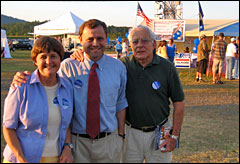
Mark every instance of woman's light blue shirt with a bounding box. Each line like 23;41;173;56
2;70;73;163
59;54;128;134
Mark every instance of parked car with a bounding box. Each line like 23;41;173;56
13;40;32;50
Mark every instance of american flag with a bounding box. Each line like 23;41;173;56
137;2;153;27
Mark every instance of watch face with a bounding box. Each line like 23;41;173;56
65;143;73;149
69;143;73;149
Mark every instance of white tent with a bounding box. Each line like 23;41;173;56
1;29;12;58
34;11;84;36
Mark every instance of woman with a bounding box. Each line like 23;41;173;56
167;38;177;63
2;37;73;163
158;40;168;59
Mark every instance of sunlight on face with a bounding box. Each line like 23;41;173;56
130;28;156;62
35;51;61;78
80;26;107;61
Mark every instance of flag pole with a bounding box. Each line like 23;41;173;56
135;1;138;26
198;1;200;40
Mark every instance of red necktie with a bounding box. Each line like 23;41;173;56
86;62;100;138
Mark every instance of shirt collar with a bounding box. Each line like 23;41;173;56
133;54;161;68
29;69;67;89
83;52;105;71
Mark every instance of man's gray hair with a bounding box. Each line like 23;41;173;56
128;25;156;42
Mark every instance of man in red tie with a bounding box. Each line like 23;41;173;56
10;19;128;163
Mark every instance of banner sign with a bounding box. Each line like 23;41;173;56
174;58;191;68
153;19;185;42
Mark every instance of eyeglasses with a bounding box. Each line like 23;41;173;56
131;38;153;45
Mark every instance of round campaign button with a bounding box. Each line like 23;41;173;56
53;97;59;105
74;79;83;88
152;81;161;90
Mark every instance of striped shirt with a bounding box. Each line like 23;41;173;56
213;39;227;60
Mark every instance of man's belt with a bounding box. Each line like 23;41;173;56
72;132;111;139
126;118;168;132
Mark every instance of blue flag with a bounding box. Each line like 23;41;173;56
198;1;204;31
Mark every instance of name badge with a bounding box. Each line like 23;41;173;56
152;81;161;90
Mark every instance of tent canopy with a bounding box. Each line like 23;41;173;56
34;11;84;36
1;29;12;58
214;22;239;36
184;19;239;37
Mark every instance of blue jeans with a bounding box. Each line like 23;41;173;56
116;50;122;59
233;59;239;79
225;56;235;79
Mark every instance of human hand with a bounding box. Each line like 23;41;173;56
159;137;176;152
10;71;31;89
70;48;84;62
60;146;73;163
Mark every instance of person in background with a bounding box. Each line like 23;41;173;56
167;38;177;63
122;38;129;57
233;37;239;79
157;41;162;56
8;40;15;52
157;40;169;59
115;40;122;59
212;32;227;84
2;36;73;163
184;47;190;53
195;34;209;82
68;37;72;50
225;38;237;80
120;25;184;163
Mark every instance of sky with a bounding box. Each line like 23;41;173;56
1;1;239;27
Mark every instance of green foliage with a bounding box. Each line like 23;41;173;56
107;25;130;39
1;22;130;40
1;20;48;36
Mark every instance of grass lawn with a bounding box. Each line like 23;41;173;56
1;50;239;163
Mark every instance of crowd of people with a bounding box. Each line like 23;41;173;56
195;32;239;84
2;19;184;163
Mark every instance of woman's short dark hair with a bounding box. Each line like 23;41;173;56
79;19;108;39
31;36;64;62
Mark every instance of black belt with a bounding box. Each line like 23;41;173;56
126;118;168;132
72;132;111;139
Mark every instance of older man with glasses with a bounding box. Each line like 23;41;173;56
120;25;185;163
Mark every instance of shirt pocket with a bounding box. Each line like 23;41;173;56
60;98;73;127
100;72;121;107
101;92;117;107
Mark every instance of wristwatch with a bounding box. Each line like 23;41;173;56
171;135;179;141
64;143;73;149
